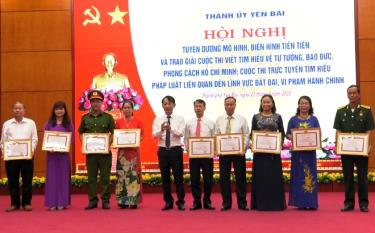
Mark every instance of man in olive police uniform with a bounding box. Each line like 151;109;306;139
334;85;374;212
79;90;115;210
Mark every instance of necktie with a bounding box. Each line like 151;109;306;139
165;116;171;148
195;118;201;137
225;116;232;134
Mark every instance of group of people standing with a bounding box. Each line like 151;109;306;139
152;84;374;212
0;84;373;213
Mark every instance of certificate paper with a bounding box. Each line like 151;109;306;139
42;131;72;152
82;133;110;154
215;134;244;155
252;131;281;154
113;129;141;148
3;139;32;160
292;128;321;151
188;137;214;158
337;132;369;156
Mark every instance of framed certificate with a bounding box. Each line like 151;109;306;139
336;132;370;156
3;139;32;160
252;130;282;154
82;133;110;154
188;137;215;158
42;131;72;152
113;129;141;148
215;133;244;155
291;127;321;151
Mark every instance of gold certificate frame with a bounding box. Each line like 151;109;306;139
291;127;321;151
42;131;72;152
3;139;32;160
188;137;215;159
336;132;369;156
113;129;141;148
252;130;281;154
82;133;110;154
215;133;244;155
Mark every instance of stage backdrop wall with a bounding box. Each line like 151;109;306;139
0;0;375;176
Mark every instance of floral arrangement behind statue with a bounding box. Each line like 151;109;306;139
78;88;144;111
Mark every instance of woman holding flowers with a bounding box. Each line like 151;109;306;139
287;96;320;210
115;100;144;209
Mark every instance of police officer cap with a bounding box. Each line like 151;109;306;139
88;90;104;101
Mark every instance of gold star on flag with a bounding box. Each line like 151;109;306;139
107;5;128;25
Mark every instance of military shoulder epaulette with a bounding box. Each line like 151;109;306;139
360;105;371;109
337;105;346;110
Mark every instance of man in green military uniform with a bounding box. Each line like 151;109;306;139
79;90;115;210
334;85;374;212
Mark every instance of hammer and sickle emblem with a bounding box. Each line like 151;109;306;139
82;5;101;26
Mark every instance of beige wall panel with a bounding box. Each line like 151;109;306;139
360;82;375;170
0;91;73;131
1;0;71;12
360;82;375;108
358;0;375;39
358;39;375;82
1;51;72;92
1;11;71;52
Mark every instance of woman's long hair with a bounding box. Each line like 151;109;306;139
48;101;71;128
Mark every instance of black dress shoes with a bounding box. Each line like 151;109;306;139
238;205;249;211
102;203;110;210
340;205;354;212
161;203;173;211
190;204;202;211
85;204;98;210
221;205;231;211
118;204;128;209
177;203;185;211
360;206;369;212
203;203;215;210
130;205;138;209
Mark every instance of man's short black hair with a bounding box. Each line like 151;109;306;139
193;99;206;107
347;84;360;93
162;95;175;104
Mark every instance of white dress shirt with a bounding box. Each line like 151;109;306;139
215;113;250;147
1;117;38;153
152;113;185;147
184;116;215;148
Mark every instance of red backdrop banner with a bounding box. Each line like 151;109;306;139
73;0;158;172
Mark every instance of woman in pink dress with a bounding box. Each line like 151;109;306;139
115;100;144;209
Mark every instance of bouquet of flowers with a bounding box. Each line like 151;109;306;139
79;88;144;111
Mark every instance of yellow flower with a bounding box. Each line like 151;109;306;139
127;180;140;196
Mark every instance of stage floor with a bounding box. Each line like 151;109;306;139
0;193;373;233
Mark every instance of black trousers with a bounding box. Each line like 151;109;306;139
219;155;247;208
189;158;213;206
341;155;368;207
5;160;34;208
157;147;185;205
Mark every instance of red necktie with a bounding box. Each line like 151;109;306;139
196;118;201;137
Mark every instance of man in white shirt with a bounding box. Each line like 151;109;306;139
152;96;186;211
1;102;38;212
215;96;249;211
185;99;215;210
